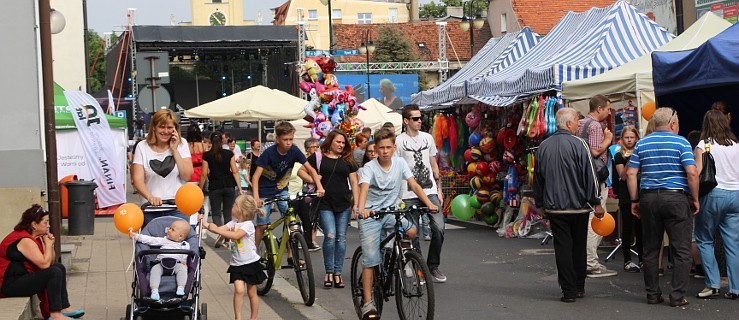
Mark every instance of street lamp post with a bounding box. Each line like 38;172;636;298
319;0;334;53
459;0;485;57
358;30;375;99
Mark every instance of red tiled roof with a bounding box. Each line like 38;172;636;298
333;19;492;63
272;0;291;25
511;0;616;34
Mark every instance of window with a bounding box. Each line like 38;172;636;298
501;13;507;33
357;13;372;24
296;8;304;21
308;9;318;20
388;8;398;23
332;9;342;19
212;0;222;3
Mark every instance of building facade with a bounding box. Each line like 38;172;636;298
272;0;410;51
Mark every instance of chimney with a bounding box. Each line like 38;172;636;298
409;0;419;22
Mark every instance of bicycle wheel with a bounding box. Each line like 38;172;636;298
290;232;316;306
395;250;434;320
256;235;275;295
350;247;384;319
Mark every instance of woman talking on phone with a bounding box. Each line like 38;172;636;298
132;109;193;225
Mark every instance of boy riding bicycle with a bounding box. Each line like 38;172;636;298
356;128;438;319
251;121;324;250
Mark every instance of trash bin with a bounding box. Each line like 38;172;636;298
64;180;97;235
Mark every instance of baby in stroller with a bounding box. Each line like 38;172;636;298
130;219;191;300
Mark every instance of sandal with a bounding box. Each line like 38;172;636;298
334;274;345;288
324;273;333;288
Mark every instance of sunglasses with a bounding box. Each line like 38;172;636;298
406;116;422;122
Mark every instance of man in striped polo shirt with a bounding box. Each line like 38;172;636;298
626;107;700;307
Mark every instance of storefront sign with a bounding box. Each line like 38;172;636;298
696;0;739;24
631;0;678;33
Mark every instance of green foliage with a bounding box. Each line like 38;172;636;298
373;26;416;62
419;0;488;19
420;1;447;19
86;30;106;93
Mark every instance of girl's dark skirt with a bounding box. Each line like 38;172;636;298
228;260;267;285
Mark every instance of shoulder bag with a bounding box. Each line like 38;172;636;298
578;118;610;184
699;141;718;197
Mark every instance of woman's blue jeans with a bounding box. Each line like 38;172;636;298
696;188;739;294
320;207;351;275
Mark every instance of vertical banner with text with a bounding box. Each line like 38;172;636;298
64;90;126;207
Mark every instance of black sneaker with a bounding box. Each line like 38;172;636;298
308;242;321;252
693;265;705;279
430;268;447;283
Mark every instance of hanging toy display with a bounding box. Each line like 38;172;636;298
299;55;366;142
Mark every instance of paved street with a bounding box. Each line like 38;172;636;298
205;217;739;320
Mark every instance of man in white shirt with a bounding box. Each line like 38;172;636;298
395;104;447;283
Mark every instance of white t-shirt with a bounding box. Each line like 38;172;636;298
225;220;260;266
135;234;191;262
359;157;413;211
133;138;191;205
395;131;438;199
697;139;739;190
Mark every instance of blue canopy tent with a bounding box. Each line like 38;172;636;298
652;23;739;135
466;0;673;106
411;27;540;107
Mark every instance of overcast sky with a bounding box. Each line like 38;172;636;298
86;0;278;33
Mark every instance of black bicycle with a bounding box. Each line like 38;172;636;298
350;206;435;320
256;193;317;306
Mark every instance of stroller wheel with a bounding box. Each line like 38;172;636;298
200;302;208;320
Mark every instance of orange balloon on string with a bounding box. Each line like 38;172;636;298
114;203;144;234
175;183;204;216
591;212;615;236
642;102;656;120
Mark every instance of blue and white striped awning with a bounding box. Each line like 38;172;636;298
411;27;540;107
468;0;674;99
468;95;521;107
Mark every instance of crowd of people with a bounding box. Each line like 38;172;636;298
535;98;738;307
9;98;737;318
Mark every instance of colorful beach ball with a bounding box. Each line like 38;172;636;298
470;176;483;190
470;148;483;161
475;189;491;203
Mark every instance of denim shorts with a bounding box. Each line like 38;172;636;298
358;214;414;267
256;189;289;225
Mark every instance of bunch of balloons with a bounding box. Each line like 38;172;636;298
300;55;366;142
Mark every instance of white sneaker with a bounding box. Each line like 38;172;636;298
586;265;617;278
424;235;431;241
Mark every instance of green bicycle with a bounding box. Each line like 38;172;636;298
256;192;317;306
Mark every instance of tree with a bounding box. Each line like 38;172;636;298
373;26;416;62
419;0;488;19
420;1;448;19
86;30;106;93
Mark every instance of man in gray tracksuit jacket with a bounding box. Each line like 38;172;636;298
533;108;606;303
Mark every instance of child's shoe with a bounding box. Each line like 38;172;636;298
176;286;185;296
150;288;160;300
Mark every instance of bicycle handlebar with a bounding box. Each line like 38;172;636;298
359;206;432;219
262;192;319;205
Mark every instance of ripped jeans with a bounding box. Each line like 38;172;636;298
320;207;351;274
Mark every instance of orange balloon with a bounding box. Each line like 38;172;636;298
175;184;205;216
591;212;615;236
114;203;144;234
642;101;656;120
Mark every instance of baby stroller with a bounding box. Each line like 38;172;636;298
123;215;208;320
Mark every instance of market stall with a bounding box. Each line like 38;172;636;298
562;12;731;130
652;23;739;134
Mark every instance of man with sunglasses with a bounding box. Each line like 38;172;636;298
395;104;447;283
626;107;699;307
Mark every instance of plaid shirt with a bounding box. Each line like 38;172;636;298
577;114;607;163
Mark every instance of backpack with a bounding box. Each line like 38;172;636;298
579;118;610;185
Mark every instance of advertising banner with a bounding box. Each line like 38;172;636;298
696;0;739;23
630;0;678;33
64;90;127;207
337;73;419;111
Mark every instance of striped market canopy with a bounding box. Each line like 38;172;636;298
468;0;674;103
411;27;540;107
